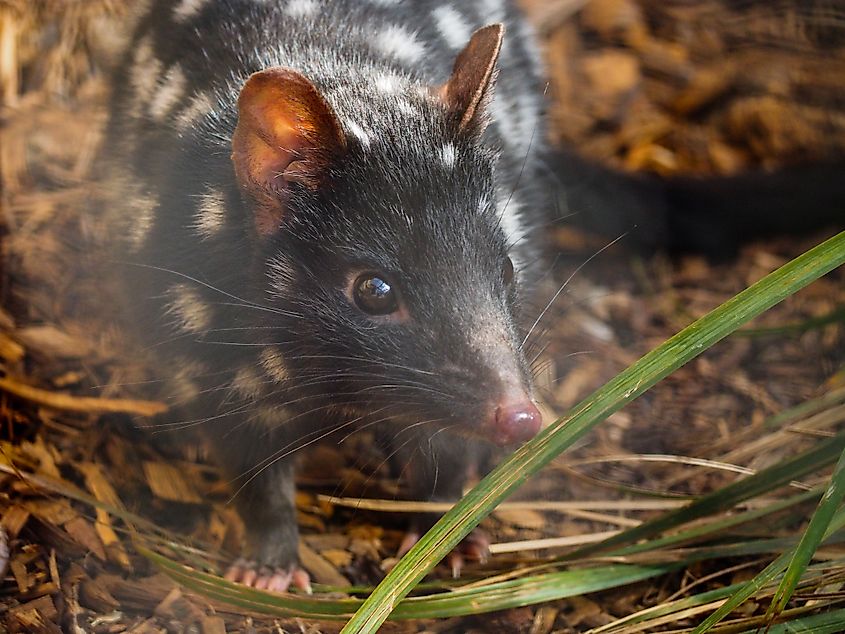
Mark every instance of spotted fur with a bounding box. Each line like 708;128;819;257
105;0;548;580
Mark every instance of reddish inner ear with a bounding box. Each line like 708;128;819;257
440;23;505;133
231;67;345;235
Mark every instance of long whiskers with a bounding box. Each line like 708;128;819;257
521;232;627;348
226;407;401;503
120;261;299;318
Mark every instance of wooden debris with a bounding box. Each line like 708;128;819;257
0;527;9;580
62;516;106;561
523;0;845;175
14;325;92;359
7;595;60;634
142;461;202;504
78;462;132;569
0;332;25;363
298;542;351;588
153;586;205;624
201;615;228;634
1;505;30;538
78;576;120;613
530;606;560;634
0;376;167;417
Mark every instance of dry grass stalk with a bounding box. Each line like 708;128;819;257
0;6;19;106
0;375;167;416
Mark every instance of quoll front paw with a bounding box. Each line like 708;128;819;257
224;558;312;593
398;527;490;578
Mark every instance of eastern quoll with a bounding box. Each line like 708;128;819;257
105;0;549;592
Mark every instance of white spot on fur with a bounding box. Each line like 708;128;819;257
192;187;226;239
173;0;209;21
128;193;157;251
396;99;418;116
478;0;505;22
254;405;286;426
439;142;457;167
516;91;539;154
149;66;187;122
174;92;213;130
168;359;207;404
164;284;212;333
488;84;538;157
374;25;426;64
374;72;404;93
130;36;161;104
230;367;263;400
496;193;528;260
489;92;518;147
259;348;289;383
432;6;472;50
267;253;296;296
344;119;372;148
284;0;318;17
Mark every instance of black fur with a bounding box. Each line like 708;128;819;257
105;0;548;578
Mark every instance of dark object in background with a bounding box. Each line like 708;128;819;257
554;151;845;256
526;0;845;256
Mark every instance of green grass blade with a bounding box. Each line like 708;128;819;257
612;488;821;557
693;507;845;632
591;557;845;633
763;386;845;431
768;446;845;616
736;305;845;337
568;436;845;560
697;549;793;632
341;231;845;633
744;607;845;633
141;542;676;620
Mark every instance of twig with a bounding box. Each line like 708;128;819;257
0;376;167;416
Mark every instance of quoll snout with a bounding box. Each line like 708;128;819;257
490;399;542;446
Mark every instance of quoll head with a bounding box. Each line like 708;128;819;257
230;25;541;446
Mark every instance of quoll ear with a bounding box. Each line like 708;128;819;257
439;23;504;135
232;68;346;236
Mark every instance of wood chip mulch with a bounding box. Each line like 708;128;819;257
523;0;845;176
1;1;844;632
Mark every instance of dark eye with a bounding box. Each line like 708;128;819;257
503;256;515;286
353;273;399;315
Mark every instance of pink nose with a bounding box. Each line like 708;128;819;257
488;400;542;446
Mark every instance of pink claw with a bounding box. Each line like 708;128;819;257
223;558;247;582
224;559;311;594
449;551;464;579
461;529;491;565
241;567;258;586
397;531;421;558
291;568;313;594
396;528;491;578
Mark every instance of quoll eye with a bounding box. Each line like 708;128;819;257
503;256;515;286
353;273;399;315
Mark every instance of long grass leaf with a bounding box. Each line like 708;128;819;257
767;446;845;616
746;606;845;633
693;507;845;632
609;488;821;557
591;557;845;633
568;437;845;560
140;542;675;620
341;231;845;633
